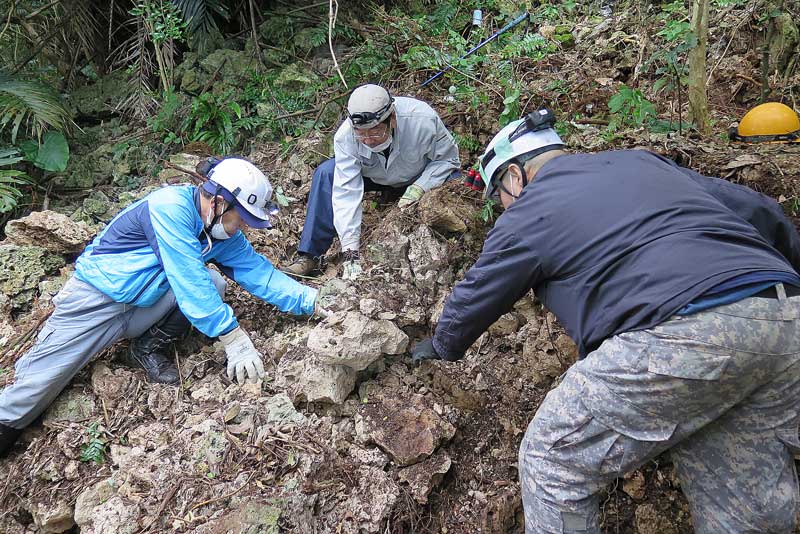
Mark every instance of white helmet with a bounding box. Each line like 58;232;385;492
347;84;395;129
203;157;277;229
479;108;564;198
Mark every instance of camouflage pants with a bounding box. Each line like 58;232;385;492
520;287;800;533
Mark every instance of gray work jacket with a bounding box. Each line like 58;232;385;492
332;96;460;251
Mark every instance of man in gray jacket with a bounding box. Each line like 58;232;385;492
285;84;460;279
413;109;800;533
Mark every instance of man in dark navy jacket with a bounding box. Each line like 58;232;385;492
413;109;800;533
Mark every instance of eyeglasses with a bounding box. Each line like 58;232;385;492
353;123;390;141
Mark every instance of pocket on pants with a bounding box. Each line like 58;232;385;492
646;339;733;380
546;378;677;476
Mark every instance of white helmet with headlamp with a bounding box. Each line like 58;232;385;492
479;108;565;198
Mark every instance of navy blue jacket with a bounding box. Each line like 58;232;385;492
432;150;800;359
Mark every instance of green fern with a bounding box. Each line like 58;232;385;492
173;0;229;37
0;74;74;143
0;148;31;214
79;421;107;464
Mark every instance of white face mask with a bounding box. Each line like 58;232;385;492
206;200;233;240
365;134;392;153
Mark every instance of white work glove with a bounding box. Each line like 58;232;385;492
341;249;363;281
219;327;265;384
397;184;424;208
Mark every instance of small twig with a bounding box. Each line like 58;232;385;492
162;161;207;184
328;0;347;89
0;0;16;43
575;118;610;126
189;471;257;512
248;0;264;69
284;1;327;15
735;73;760;86
137;479;183;533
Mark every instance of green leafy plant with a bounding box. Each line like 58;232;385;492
19;132;70;172
607;85;657;130
499;85;522;127
0;148;31;214
130;0;188;92
80;422;107;464
500;34;557;60
479;198;498;223
0;74;73;143
183;91;243;153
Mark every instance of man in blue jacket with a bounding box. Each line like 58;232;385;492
0;157;324;457
413;110;800;533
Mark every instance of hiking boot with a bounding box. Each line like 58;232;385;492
122;306;189;384
284;254;320;276
0;422;23;458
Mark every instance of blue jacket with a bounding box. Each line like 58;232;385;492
75;186;317;337
432;150;800;360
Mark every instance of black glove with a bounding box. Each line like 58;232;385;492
411;338;442;364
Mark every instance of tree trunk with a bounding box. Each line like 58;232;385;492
687;0;711;136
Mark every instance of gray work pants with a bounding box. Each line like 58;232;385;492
520;287;800;533
0;269;226;428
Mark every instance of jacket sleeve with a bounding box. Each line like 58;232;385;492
677;165;800;273
146;200;238;338
413;116;461;191
432;222;542;360
212;233;318;315
332;134;365;252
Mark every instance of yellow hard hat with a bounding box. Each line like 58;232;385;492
731;102;800;143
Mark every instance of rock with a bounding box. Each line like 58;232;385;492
126;422;173;450
37;268;72;308
364;221;410;271
185;419;229;474
348;444;390;468
0;244;65;310
82;191;113;218
64;460;80;480
157;153;203;184
359;298;381;316
74;478;138;534
339;466;400;534
66;69;129;118
307;311;409;371
488;312;520;336
623;470;647;501
479;489;521;533
276;355;356;404
190;376;227;402
398;452;452;504
147;385;177;419
317;278;350;310
28;499;75;533
111;444;179;486
42;388;96;427
90;363;136;409
265;393;306;425
194;499;284;534
5;211;93;254
634;503;678;534
273;62;320;92
418;185;478;233
408;225;451;289
355;394;456;466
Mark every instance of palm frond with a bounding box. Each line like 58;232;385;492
0;148;32;214
0;73;74;143
111;16;158;119
173;0;230;36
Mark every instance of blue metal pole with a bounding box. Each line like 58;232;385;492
420;11;530;87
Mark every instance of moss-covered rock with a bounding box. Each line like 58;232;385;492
66;70;130;118
273;63;320;92
0;245;65;310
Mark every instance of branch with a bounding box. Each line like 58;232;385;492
328;0;347;89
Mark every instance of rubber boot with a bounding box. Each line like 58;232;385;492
123;306;190;384
0;422;23;458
